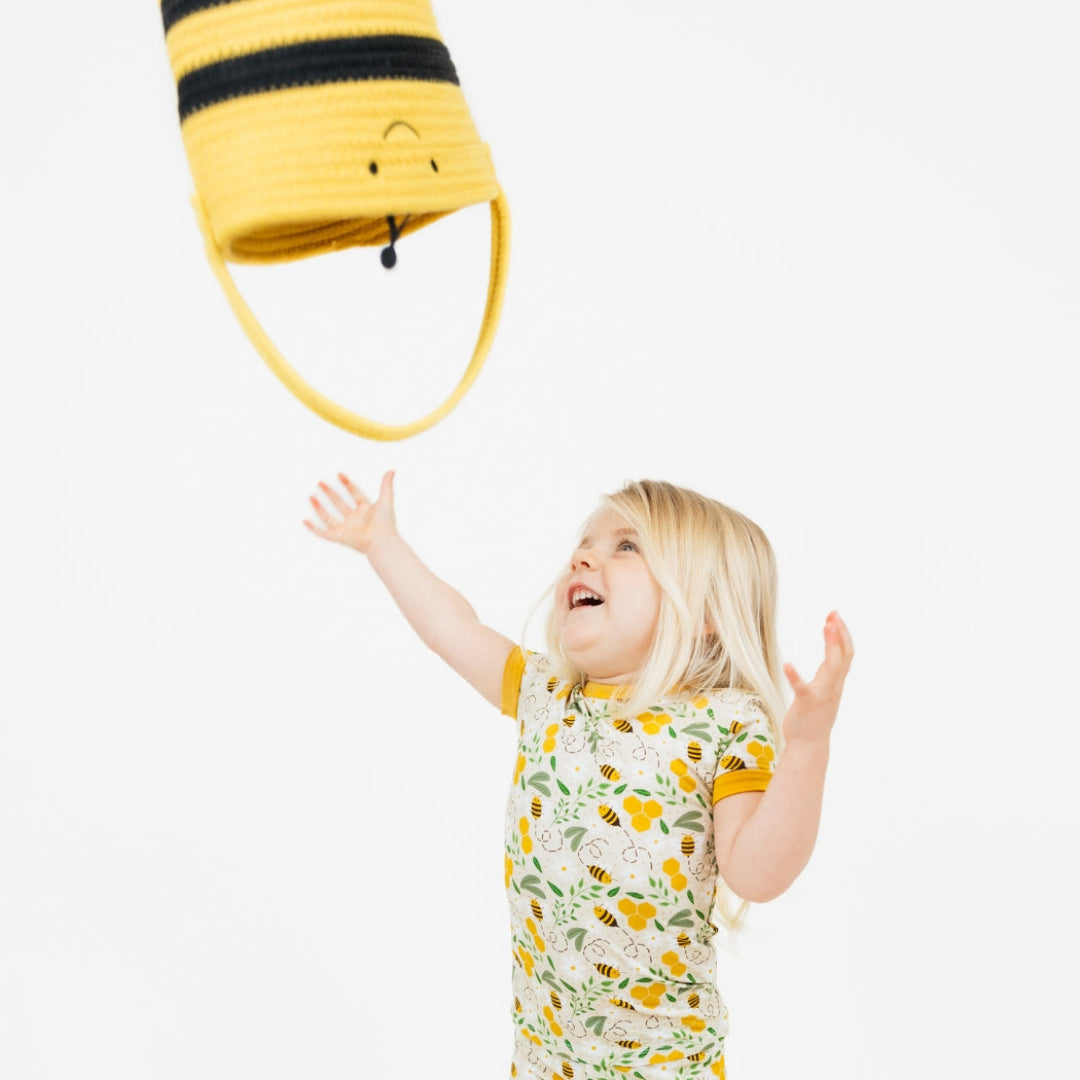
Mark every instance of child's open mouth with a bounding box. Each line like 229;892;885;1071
568;586;605;610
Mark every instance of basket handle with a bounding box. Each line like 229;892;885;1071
192;190;510;441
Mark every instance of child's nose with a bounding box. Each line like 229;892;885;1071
572;548;596;571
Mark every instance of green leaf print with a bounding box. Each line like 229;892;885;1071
548;882;565;897
567;927;586;951
680;722;713;741
633;788;651;797
673;810;705;832
533;857;543;872
735;732;748;743
585;1015;606;1035
527;771;552;796
653;773;682;805
557;779;571;795
668;725;677;737
618;976;629;989
519;874;545;898
554;777;608;826
667;908;695;928
607;886;620;897
686;889;695;904
550;755;557;770
646;877;677;905
613;783;627;795
565;826;587;851
659;819;670;834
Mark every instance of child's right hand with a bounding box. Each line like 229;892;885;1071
303;470;397;555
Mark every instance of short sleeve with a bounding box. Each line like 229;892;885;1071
712;695;778;804
501;645;527;718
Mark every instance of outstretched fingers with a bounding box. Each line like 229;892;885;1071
783;662;807;694
377;469;395;507
785;613;854;699
303;493;336;538
318;479;354;517
337;473;369;507
302;471;396;549
822;612;855;680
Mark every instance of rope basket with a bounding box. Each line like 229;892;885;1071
161;0;510;440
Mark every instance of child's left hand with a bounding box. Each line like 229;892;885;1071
781;612;854;747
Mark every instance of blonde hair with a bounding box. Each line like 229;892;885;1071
543;479;788;929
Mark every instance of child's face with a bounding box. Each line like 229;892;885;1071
554;508;662;684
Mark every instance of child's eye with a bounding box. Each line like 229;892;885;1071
618;541;638;552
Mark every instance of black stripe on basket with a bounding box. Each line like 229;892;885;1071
177;36;460;120
161;0;240;35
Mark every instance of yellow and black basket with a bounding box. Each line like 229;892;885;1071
160;0;509;440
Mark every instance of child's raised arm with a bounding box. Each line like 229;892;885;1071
713;612;854;903
304;471;515;709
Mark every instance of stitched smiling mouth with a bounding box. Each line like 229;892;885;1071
569;586;605;610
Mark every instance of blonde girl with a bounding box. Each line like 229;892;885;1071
305;472;854;1079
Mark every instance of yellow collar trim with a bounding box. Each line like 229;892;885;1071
581;681;632;700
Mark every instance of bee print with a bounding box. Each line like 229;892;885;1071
531;796;542;819
562;714;576;727
587;865;612;884
615;1040;641;1049
599;764;620;781
681;835;695;856
561;1064;574;1079
594;963;620;978
598;805;620;826
549;990;562;1010
729;719;746;736
688;1050;707;1062
677;932;691;948
687;991;700;1008
546;676;559;693
719;754;747;771
687;741;702;762
612;718;633;733
610;997;637;1010
594;906;619;927
530;899;543;920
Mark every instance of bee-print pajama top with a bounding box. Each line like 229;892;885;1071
501;648;777;1080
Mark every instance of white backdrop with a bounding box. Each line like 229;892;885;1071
2;2;1077;1077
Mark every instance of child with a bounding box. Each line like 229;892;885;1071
305;472;854;1079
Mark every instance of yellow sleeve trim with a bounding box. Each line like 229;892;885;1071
713;768;774;804
501;645;526;719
